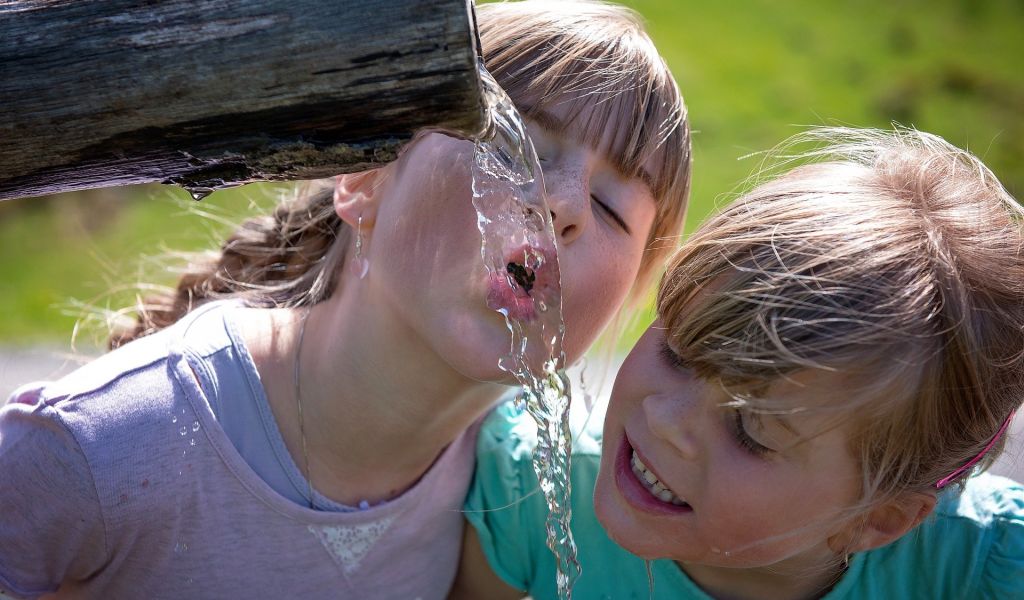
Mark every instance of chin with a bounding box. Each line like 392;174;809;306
596;511;667;561
594;472;645;556
445;349;513;384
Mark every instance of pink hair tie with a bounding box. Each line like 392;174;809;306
935;410;1016;489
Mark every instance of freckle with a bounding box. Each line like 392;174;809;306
141;479;150;488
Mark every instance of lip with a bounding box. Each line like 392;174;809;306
485;243;556;322
615;433;693;516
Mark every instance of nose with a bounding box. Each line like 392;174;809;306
544;155;589;245
643;393;702;461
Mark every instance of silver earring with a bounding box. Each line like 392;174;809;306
353;214;369;279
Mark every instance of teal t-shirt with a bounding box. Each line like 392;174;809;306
464;402;1024;599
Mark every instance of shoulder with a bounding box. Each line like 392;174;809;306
848;474;1024;598
936;472;1024;525
25;329;179;437
26;301;242;435
941;474;1024;597
474;400;604;514
477;399;538;460
470;399;663;598
1;307;231;508
477;398;603;468
1;385;110;595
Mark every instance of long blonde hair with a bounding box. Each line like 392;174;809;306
658;126;1023;507
112;0;690;348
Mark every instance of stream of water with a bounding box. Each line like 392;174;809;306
471;62;581;599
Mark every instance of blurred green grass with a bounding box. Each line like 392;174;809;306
1;0;1022;348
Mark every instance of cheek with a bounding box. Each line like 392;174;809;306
695;469;848;562
559;239;645;354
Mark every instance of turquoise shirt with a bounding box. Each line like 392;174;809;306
465;402;1024;599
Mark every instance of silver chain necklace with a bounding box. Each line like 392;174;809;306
293;306;315;509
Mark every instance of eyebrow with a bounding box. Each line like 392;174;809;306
528;108;656;191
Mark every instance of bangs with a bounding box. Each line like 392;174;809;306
656;179;938;395
478;1;691;251
482;23;686;203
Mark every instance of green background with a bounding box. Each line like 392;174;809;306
2;0;1021;349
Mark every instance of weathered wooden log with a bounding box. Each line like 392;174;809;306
0;0;485;201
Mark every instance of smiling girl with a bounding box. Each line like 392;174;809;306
0;2;690;598
457;127;1024;599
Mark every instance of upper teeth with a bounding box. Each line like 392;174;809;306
631;451;687;506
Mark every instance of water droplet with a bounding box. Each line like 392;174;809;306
537;300;548;312
179;426;187;436
191;421;200;432
183;186;213;201
171;415;178;424
190;438;196;446
526;251;543;270
174;542;188;553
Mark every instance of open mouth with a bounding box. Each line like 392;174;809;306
485;244;553;322
630;451;688;507
506;261;536;294
615;436;693;514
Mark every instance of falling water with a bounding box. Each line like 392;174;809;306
471;61;580;599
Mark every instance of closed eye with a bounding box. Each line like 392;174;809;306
592;194;631;234
732;410;774;458
659;340;690;371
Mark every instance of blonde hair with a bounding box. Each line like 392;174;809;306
658;126;1024;508
112;0;690;348
479;0;690;299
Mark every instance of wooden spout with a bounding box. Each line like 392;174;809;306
0;0;485;200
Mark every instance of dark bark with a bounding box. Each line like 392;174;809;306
0;0;484;200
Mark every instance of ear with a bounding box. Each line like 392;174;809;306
829;491;937;554
333;169;382;228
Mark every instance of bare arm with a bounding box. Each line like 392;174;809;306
449;519;525;600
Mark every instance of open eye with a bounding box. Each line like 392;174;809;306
592;194;630;233
731;410;774;457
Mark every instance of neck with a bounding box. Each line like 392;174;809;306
243;294;508;506
679;553;847;600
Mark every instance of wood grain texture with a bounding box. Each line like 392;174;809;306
0;0;484;200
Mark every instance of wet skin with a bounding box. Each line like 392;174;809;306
358;105;658;383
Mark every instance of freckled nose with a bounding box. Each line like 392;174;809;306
643;393;701;460
545;165;588;245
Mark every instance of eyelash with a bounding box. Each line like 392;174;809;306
661;341;774;458
732;410;772;457
659;340;688;370
592;194;630;233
